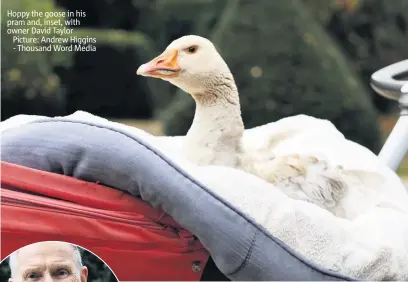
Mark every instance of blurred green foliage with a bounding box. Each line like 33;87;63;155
1;0;153;101
160;0;381;152
0;248;117;282
309;0;408;112
1;0;72;100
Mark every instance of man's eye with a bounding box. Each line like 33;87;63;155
26;272;41;280
55;269;70;278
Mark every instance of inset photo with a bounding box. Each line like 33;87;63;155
0;241;118;282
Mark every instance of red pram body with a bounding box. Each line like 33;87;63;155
1;161;209;281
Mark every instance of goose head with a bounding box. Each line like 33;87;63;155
137;35;234;97
137;35;244;167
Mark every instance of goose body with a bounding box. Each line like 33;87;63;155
137;35;408;219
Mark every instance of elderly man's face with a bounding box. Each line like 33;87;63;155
9;242;88;282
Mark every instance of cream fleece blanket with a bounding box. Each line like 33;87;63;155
2;111;408;280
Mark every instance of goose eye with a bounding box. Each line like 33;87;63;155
185;46;198;54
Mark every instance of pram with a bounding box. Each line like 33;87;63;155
1;60;407;281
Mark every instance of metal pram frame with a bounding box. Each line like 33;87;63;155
371;59;408;172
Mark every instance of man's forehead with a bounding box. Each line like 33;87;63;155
15;242;75;266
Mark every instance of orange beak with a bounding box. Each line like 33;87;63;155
136;49;181;78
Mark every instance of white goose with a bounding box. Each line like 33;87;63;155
137;35;408;219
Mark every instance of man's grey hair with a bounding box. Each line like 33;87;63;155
8;242;83;279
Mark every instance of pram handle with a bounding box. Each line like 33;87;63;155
370;59;408;101
370;60;408;171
